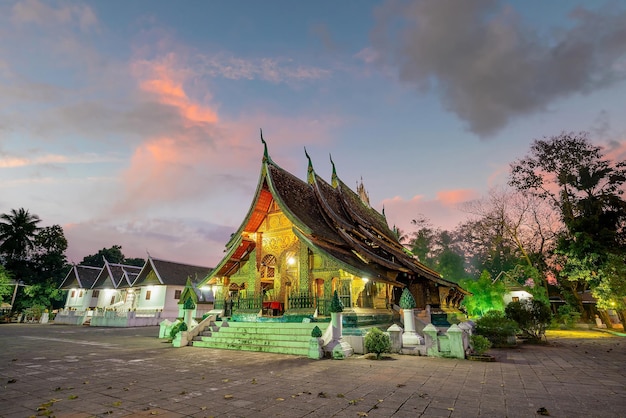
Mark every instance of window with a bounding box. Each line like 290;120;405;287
110;295;115;305
92;290;99;297
174;290;182;299
260;254;276;279
146;290;151;301
512;296;520;303
71;290;75;298
79;290;83;297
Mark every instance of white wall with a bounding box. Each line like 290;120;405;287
504;290;533;305
64;288;91;310
136;285;167;310
95;289;120;308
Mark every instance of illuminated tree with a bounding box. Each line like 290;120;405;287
460;270;506;317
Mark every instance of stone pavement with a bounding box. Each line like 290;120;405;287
0;325;624;418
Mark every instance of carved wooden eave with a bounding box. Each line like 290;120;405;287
200;236;255;285
293;228;404;288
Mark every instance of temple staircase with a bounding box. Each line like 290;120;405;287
191;320;319;356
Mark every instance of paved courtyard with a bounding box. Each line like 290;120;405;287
0;324;624;418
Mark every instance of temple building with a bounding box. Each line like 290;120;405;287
200;138;467;328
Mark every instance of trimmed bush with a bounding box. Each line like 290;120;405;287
470;334;492;355
475;310;517;347
364;327;391;359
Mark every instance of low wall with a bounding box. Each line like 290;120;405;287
53;309;89;325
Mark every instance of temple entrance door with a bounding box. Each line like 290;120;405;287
314;278;324;298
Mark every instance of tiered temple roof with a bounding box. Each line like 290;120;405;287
203;138;466;293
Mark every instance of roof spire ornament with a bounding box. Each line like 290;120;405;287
330;154;338;188
304;147;315;184
260;128;270;162
356;177;370;207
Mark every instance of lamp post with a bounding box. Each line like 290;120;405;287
10;280;25;313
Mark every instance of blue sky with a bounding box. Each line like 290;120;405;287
1;0;625;267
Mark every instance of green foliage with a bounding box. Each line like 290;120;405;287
553;304;582;329
21;281;65;311
80;245;145;268
364;327;391;359
408;218;468;281
399;288;416;309
0;265;12;303
593;254;626;311
22;304;45;321
124;257;146;267
329;290;343;313
505;300;552;341
169;321;188;340
460;271;506;317
474;310;518;347
0;208;41;264
311;325;323;338
470;334;492;355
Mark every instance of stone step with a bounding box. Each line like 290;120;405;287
191;340;310;356
190;321;321;356
195;335;310;348
215;325;316;336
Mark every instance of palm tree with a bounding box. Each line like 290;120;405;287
0;208;41;264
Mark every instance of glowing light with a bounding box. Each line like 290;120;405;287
363;278;369;283
287;257;296;266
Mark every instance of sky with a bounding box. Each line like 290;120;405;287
1;0;625;268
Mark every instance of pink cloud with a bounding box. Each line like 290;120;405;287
382;189;479;236
605;138;626;164
436;189;478;205
107;47;342;219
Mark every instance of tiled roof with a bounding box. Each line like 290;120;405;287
59;265;102;290
133;257;213;287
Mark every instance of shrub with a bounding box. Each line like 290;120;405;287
474;310;517;347
169;321;188;340
22;305;45;321
505;300;552;341
554;304;581;329
364;327;391;359
470;334;492;355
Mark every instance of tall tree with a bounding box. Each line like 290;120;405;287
407;216;468;282
80;245;145;268
81;245;125;267
0;208;41;263
32;225;68;283
460;187;560;294
509;132;626;315
0;208;41;284
21;225;70;311
460;270;506;317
